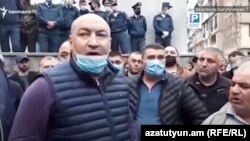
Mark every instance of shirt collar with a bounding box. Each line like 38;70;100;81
226;104;249;125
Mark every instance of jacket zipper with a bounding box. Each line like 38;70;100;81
95;79;117;141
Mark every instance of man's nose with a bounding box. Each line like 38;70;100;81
88;33;98;49
230;84;240;95
201;60;208;67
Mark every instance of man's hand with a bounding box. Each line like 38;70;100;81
163;31;169;37
47;21;56;29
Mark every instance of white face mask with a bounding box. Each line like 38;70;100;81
105;6;112;12
80;6;87;10
165;9;170;15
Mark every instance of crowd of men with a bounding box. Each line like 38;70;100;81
0;1;250;141
0;0;173;53
0;12;249;141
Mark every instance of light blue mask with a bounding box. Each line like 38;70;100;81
113;64;124;72
76;54;108;76
145;60;165;78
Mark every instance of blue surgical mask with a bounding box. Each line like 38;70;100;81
76;54;108;76
113;64;123;72
145;60;165;78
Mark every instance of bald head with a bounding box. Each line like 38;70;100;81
39;56;58;73
69;13;112;57
70;14;110;35
59;41;71;62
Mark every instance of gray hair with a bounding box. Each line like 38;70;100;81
198;47;224;61
235;56;250;68
235;61;250;75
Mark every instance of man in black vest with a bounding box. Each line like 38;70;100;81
9;14;136;141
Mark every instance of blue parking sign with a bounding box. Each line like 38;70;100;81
190;14;200;23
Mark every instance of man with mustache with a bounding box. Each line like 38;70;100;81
186;47;230;115
164;46;192;78
9;14;136;141
203;61;250;125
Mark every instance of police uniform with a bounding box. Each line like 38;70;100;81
108;1;131;54
153;2;174;47
79;0;89;15
128;2;147;52
36;2;63;52
88;0;108;21
58;4;79;47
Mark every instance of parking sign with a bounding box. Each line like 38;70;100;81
188;13;202;29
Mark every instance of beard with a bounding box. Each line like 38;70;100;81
165;56;177;67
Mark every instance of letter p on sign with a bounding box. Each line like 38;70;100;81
190;14;200;23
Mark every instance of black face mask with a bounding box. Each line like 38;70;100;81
90;6;95;11
135;9;141;15
165;56;177;67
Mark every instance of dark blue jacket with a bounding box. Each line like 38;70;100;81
42;59;135;141
0;0;22;26
108;11;129;33
153;14;173;36
36;3;63;31
58;5;79;31
128;15;147;38
91;10;108;22
0;66;23;141
129;73;209;125
80;9;89;15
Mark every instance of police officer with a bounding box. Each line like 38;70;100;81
36;0;63;52
79;0;89;15
58;0;79;47
20;0;38;52
153;2;174;47
128;2;147;52
89;0;108;21
108;1;131;54
102;0;112;13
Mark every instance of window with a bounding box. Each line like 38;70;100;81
208;0;213;6
210;19;213;32
249;24;250;37
214;15;218;29
214;0;217;6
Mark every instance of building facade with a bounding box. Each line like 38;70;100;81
188;0;250;56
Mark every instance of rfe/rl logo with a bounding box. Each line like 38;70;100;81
190;14;200;23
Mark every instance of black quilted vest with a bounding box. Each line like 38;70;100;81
43;59;132;141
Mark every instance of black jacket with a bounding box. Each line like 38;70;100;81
9;71;38;91
0;0;22;25
129;73;209;125
2;80;22;141
186;73;230;115
222;69;234;80
0;68;23;141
